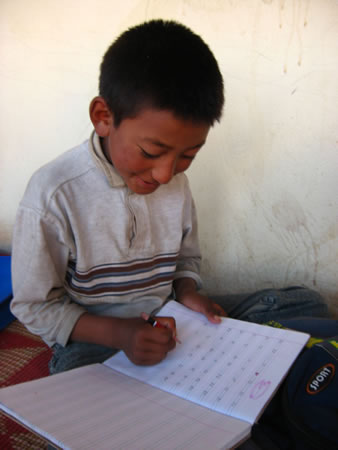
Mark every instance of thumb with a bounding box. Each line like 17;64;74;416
141;312;150;321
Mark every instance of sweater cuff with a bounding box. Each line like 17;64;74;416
54;308;87;347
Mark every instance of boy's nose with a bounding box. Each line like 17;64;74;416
152;159;176;185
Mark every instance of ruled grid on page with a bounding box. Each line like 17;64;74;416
0;364;250;450
105;301;309;424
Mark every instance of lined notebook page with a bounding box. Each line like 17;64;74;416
105;301;309;424
0;364;250;450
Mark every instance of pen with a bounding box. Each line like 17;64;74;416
146;316;164;329
146;315;181;344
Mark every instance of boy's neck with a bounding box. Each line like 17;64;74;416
100;137;112;164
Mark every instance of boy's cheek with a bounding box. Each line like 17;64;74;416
175;159;193;174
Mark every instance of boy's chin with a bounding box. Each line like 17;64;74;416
130;185;159;195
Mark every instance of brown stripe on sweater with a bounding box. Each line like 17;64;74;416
69;255;178;281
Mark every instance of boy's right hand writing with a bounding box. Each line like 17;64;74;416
117;316;177;366
70;313;176;366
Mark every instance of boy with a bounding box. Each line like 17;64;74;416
10;19;226;373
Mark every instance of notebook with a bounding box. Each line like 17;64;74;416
0;300;309;449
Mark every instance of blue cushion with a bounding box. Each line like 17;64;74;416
0;255;15;329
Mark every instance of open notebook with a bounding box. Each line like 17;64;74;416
0;301;309;450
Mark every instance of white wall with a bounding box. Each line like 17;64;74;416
1;0;337;315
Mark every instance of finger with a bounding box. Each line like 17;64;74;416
135;353;168;366
213;303;228;317
140;313;176;333
204;303;226;324
132;338;175;365
140;312;150;321
155;316;176;332
141;324;176;347
206;313;222;324
155;317;181;343
130;349;168;366
140;314;180;344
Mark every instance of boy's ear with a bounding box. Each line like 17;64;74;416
89;97;114;137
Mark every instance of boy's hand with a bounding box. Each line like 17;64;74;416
174;278;227;323
180;291;226;323
119;316;177;366
70;313;176;366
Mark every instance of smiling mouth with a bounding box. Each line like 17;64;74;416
137;176;159;187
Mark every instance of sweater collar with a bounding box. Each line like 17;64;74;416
89;131;126;188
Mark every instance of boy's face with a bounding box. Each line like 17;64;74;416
91;100;210;195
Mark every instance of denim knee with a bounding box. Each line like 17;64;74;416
49;342;117;375
227;287;330;324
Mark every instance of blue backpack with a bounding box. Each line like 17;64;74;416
247;321;338;450
222;286;336;449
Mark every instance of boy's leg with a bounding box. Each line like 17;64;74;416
211;286;330;323
49;341;118;375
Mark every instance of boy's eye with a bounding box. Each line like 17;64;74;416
139;146;198;160
139;147;159;159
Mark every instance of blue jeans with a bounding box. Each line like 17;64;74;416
49;342;117;375
49;286;331;375
211;286;329;323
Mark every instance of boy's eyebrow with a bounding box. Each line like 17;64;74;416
142;138;206;151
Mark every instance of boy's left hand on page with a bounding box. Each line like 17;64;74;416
179;291;227;324
174;277;227;323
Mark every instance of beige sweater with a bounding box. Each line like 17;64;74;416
11;132;202;347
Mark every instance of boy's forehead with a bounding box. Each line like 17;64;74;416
122;107;210;134
123;107;210;144
141;136;207;150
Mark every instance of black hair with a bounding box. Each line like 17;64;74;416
99;19;224;127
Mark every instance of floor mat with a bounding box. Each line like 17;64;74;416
0;320;52;449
